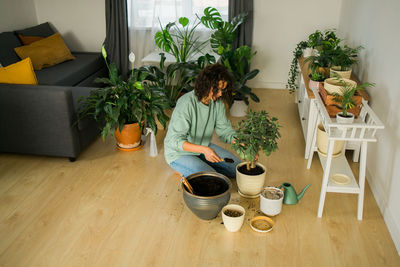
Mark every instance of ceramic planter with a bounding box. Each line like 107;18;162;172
236;162;266;198
182;172;231;220
336;112;355;124
324;78;357;95
309;79;322;90
330;66;352;79
221;204;245;232
260;187;283;216
114;122;143;151
316;124;345;156
230;100;248;117
303;48;314;58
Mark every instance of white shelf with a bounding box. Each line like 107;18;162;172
318;153;360;194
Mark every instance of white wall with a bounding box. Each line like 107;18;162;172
33;0;106;52
249;0;342;89
0;0;38;32
338;0;400;254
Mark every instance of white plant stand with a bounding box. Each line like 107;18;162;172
306;86;384;220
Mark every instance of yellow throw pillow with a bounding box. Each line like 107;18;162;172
14;32;75;70
0;58;38;85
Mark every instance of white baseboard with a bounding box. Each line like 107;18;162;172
366;168;400;255
247;80;287;89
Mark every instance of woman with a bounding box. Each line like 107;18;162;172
164;63;241;178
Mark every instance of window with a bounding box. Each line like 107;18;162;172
128;0;228;29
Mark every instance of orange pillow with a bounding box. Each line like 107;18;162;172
18;34;44;45
14;32;75;70
0;58;38;85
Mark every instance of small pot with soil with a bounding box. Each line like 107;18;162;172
221;204;245;232
260;187;284;216
236;162;267;198
182;172;231;220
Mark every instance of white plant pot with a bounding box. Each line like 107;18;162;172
221;204;245;232
260;187;283;216
330;66;352;79
316;124;345;156
303;48;314;58
336;112;354;124
236;162;266;198
324;78;357;96
230;100;248;117
309;80;321;90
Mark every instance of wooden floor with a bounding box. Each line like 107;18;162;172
0;89;399;267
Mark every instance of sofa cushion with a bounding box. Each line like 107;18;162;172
0;58;38;85
18;34;44;45
35;52;104;86
15;22;55;38
14;33;75;70
0;32;23;66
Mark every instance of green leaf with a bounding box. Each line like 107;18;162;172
179;17;189;27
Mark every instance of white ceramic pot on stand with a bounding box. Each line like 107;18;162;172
230;100;248;117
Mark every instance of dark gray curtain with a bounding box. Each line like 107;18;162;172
229;0;254;49
104;0;129;78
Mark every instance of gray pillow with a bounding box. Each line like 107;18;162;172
15;22;55;37
0;32;23;66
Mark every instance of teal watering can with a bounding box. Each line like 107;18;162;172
279;182;311;205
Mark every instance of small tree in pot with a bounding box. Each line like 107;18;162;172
232;110;281;198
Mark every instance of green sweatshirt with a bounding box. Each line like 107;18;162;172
164;91;236;164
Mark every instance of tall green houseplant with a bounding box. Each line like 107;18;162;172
78;46;170;139
232;110;281;171
200;7;260;105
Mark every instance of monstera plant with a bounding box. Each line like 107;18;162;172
200;7;260;107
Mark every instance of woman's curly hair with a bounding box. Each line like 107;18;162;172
194;63;233;103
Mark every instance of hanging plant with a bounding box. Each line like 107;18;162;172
286;41;309;93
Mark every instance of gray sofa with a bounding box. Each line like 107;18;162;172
0;22;106;161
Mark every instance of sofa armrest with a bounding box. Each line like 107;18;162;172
0;83;87;157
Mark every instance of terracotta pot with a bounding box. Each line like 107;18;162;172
236;162;266;198
330;66;352;79
114;122;143;151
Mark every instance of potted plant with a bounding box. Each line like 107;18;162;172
333;78;375;123
154;16;208;63
200;7;260;116
137;52;215;108
232;110;281;198
304;30;341;78
330;45;363;79
308;70;325;89
78;46;170;150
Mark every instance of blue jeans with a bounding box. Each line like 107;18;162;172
169;143;241;178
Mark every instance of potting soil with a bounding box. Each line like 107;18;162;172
189;176;229;197
238;165;264;175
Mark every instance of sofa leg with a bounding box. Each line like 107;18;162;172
69;157;76;162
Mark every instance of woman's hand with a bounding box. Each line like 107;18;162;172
202;146;222;163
